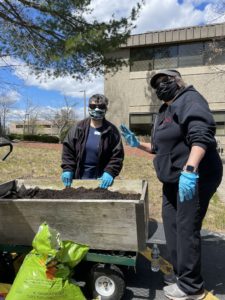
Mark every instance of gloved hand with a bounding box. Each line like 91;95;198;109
119;124;140;148
179;171;199;202
99;172;114;189
61;171;74;187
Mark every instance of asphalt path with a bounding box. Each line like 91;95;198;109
120;222;225;300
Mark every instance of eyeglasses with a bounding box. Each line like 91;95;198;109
89;103;106;110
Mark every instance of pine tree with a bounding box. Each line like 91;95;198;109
0;0;142;79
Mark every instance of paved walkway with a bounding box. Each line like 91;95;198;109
121;223;225;300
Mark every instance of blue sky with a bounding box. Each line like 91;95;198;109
0;0;225;121
0;68;63;109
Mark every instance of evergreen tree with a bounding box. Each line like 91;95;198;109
0;0;142;79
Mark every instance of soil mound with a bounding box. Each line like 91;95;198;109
5;185;141;200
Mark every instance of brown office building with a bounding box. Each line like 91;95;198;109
105;22;225;148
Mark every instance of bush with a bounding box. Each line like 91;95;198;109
24;134;59;143
7;133;23;141
7;134;59;143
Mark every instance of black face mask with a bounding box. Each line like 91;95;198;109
156;80;179;102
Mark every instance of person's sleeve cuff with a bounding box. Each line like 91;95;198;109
192;142;207;150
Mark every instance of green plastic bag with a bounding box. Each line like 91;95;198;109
6;222;89;300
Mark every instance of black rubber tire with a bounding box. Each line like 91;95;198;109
88;263;125;300
0;252;15;283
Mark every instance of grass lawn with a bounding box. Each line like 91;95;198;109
0;142;224;233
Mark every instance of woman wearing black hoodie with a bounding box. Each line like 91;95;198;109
120;69;222;300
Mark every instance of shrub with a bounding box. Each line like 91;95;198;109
7;134;59;143
7;133;23;141
24;134;59;143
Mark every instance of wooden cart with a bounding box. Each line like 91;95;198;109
0;179;150;300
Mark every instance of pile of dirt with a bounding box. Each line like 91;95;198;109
5;185;141;200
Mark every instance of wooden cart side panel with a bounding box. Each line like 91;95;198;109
0;200;139;251
143;181;150;243
135;180;149;251
135;202;146;251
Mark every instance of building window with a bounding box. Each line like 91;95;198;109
129;113;156;135
16;125;23;128
213;111;225;136
178;42;203;67
129;111;225;136
154;45;178;69
130;48;154;71
130;40;225;72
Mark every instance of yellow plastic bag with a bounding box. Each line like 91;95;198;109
6;222;89;300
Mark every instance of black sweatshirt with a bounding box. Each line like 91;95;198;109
152;85;221;183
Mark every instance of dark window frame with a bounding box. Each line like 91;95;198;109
212;111;225;136
130;40;225;72
129;112;156;135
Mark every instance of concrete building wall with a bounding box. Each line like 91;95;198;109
105;61;225;123
104;23;225;149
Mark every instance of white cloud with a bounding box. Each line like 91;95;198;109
0;89;21;103
37;105;85;120
133;0;205;33
5;90;21;102
13;63;104;100
0;56;104;101
9;104;85;123
85;0;139;22
204;2;225;24
86;0;224;33
1;0;224;111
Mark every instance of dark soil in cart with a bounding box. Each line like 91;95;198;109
4;185;141;200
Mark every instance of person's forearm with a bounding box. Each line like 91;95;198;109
185;145;206;170
138;142;152;153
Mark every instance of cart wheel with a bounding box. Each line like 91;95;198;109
0;252;15;283
88;263;125;300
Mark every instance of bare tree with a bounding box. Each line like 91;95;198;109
43;96;78;142
212;2;225;20
203;2;225;72
15;98;39;134
0;92;17;135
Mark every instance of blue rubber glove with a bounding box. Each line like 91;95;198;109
61;171;74;187
99;172;114;189
119;124;140;148
179;171;199;202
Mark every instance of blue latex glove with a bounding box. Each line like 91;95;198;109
179;171;199;202
119;124;140;148
61;171;74;187
99;172;114;189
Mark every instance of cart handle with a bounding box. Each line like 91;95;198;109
0;140;13;161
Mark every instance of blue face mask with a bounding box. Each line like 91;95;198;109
88;107;106;120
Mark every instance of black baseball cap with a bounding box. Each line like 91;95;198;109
150;69;181;89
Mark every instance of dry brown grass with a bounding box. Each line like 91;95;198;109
0;142;224;233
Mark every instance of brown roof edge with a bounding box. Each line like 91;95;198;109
121;22;225;48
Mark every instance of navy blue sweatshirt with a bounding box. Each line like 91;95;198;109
152;85;221;183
